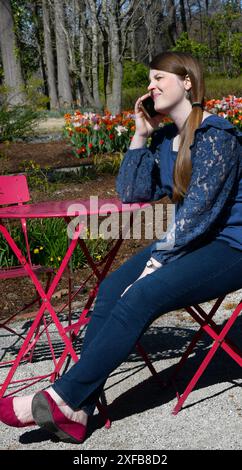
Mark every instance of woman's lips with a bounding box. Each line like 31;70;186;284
153;93;162;100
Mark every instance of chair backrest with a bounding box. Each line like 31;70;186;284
0;175;30;206
0;175;32;266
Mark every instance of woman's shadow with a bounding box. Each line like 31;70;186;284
19;315;242;444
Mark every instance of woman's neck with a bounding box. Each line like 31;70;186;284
168;101;192;132
170;108;213;135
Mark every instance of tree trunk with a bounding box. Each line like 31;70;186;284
167;0;177;45
0;0;25;105
179;0;187;33
87;0;103;112
107;1;123;114
41;0;59;109
102;27;112;106
79;17;97;110
101;0;112;110
54;0;73;108
196;0;203;42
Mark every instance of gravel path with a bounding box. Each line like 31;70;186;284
0;288;241;451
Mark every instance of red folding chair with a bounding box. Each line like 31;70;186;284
0;175;54;365
138;293;242;414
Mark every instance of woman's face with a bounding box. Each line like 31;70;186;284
148;68;191;114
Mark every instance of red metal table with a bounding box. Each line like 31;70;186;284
0;198;148;399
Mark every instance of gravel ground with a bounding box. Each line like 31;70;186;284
0;288;241;451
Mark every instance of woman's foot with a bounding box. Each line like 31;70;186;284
0;395;35;428
47;388;88;427
13;394;35;425
32;389;88;443
0;388;88;432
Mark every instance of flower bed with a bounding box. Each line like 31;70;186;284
205;95;242;128
63;110;170;158
63;96;242;158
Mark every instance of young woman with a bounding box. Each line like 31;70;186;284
1;51;241;444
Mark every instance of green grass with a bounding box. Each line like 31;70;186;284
204;76;242;99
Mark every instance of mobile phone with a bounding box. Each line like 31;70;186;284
140;96;159;118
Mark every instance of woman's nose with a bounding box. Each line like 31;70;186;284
147;81;155;91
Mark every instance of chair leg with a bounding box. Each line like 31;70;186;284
96;396;111;429
172;338;221;415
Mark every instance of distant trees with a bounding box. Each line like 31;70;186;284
0;0;241;113
0;0;25;105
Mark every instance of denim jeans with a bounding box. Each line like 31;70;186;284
52;239;242;414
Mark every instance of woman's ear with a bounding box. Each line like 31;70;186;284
184;74;192;91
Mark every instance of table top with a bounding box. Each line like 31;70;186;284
0;198;150;219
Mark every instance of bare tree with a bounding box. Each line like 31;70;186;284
76;0;98;110
0;0;25;105
167;0;178;45
100;0;142;114
105;0;123;113
179;0;188;32
86;0;103;111
42;0;59;109
53;0;73;107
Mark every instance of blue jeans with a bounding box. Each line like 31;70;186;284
53;239;242;414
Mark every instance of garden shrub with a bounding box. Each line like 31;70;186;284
0;102;40;142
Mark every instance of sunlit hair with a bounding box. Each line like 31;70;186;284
149;51;205;204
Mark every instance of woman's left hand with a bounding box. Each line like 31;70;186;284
121;258;162;297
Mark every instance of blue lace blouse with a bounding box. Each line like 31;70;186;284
116;115;242;265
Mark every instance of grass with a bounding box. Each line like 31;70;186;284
204;76;242;99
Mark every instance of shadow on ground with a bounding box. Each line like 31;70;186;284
12;316;241;445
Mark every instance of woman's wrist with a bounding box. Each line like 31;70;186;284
129;133;147;150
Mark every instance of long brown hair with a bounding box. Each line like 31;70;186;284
149;51;205;204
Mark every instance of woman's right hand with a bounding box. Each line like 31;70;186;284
134;93;164;138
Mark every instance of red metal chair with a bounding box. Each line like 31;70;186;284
138;294;242;414
0;175;53;364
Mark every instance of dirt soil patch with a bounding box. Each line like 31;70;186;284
0;139;95;173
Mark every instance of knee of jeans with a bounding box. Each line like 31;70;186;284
121;279;166;319
98;277;115;299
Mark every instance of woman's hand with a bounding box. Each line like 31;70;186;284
121;257;162;297
133;93;164;139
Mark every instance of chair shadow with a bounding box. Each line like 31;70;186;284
88;315;242;434
18;315;242;444
0;310;87;365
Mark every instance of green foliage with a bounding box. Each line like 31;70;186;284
205;76;242;99
122;61;149;88
93;153;123;175
203;6;242;76
19;160;50;191
172;32;211;60
218;32;242;76
25;78;50;110
122;87;147;111
0;97;40;143
0;218;110;270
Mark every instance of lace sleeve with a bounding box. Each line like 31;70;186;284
116;129;166;203
151;127;240;264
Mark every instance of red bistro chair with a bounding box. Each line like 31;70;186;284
0;175;54;365
139;293;242;414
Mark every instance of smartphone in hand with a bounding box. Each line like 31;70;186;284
140;96;159;118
